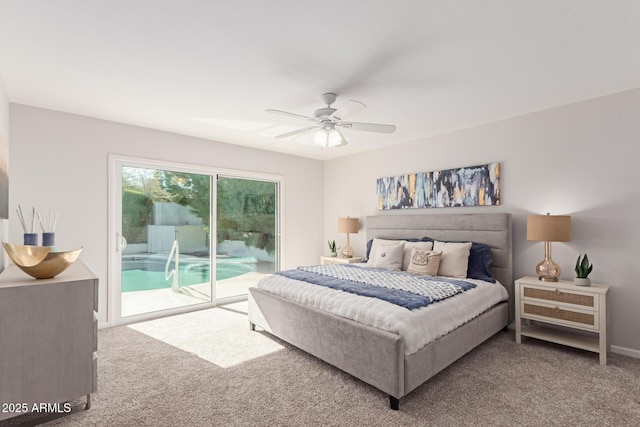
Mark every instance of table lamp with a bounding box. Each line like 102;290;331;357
337;217;359;258
526;213;571;282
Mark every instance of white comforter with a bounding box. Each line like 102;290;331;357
254;270;509;356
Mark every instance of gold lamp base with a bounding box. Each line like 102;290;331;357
535;241;561;282
342;246;354;258
337;217;359;259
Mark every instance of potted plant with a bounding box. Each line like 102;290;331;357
574;254;593;286
328;240;338;257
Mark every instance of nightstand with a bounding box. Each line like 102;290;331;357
320;256;364;265
515;276;609;365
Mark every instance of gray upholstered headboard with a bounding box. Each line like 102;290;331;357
365;213;513;320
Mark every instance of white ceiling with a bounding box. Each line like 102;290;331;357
1;1;639;161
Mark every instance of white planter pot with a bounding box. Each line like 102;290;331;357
574;277;591;287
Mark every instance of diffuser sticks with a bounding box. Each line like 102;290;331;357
16;205;59;246
38;208;60;234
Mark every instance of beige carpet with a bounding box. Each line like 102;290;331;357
5;302;640;426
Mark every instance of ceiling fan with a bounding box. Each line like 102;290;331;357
266;93;396;148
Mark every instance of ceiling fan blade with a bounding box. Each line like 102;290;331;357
332;100;366;120
265;109;316;122
339;121;396;134
275;126;318;139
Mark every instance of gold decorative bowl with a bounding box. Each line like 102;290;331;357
2;242;83;279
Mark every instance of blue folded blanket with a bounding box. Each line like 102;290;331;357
276;264;475;310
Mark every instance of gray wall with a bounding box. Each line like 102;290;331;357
0;74;8;270
324;88;640;355
9;105;324;324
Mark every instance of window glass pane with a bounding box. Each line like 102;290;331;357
120;166;212;317
216;176;278;299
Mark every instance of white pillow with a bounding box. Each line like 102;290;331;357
432;241;472;278
372;242;405;271
402;241;433;271
366;238;403;267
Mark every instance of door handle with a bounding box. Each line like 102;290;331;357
116;233;128;252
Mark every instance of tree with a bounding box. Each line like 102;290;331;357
217;177;276;254
159;171;211;223
155;172;277;254
121;190;152;243
122;167;169;201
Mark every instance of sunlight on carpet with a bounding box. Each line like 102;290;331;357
127;301;284;368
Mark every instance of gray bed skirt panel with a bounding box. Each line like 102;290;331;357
403;302;508;395
249;288;508;402
249;288;405;398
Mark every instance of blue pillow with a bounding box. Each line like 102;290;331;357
365;239;374;260
425;238;495;283
466;242;495;283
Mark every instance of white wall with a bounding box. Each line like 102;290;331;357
324;88;640;354
0;73;9;270
9;104;324;324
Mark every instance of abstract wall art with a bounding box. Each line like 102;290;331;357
377;162;500;210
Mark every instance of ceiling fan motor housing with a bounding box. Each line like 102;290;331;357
320;92;337;105
314;107;337;119
315;93;338;119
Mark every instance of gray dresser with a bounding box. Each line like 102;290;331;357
0;261;98;421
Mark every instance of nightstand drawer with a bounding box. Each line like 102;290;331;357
521;301;598;330
522;284;598;310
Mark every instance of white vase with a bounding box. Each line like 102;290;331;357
574;277;591;287
330;252;337;257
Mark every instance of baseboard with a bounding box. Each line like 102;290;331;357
611;345;640;359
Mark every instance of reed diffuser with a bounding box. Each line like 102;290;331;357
16;205;39;245
39;208;59;247
16;205;59;247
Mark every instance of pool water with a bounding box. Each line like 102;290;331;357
121;258;255;292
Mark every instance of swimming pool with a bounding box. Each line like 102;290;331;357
121;255;256;292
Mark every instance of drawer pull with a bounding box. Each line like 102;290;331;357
555;289;560;294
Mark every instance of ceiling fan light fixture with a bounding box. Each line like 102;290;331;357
314;127;343;148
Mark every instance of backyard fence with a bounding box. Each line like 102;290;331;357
147;225;208;254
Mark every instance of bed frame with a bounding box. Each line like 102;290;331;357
248;213;512;410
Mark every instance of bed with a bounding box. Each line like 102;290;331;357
248;213;513;410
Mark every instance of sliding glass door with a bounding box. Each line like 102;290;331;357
109;157;280;325
119;166;213;318
216;176;278;299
